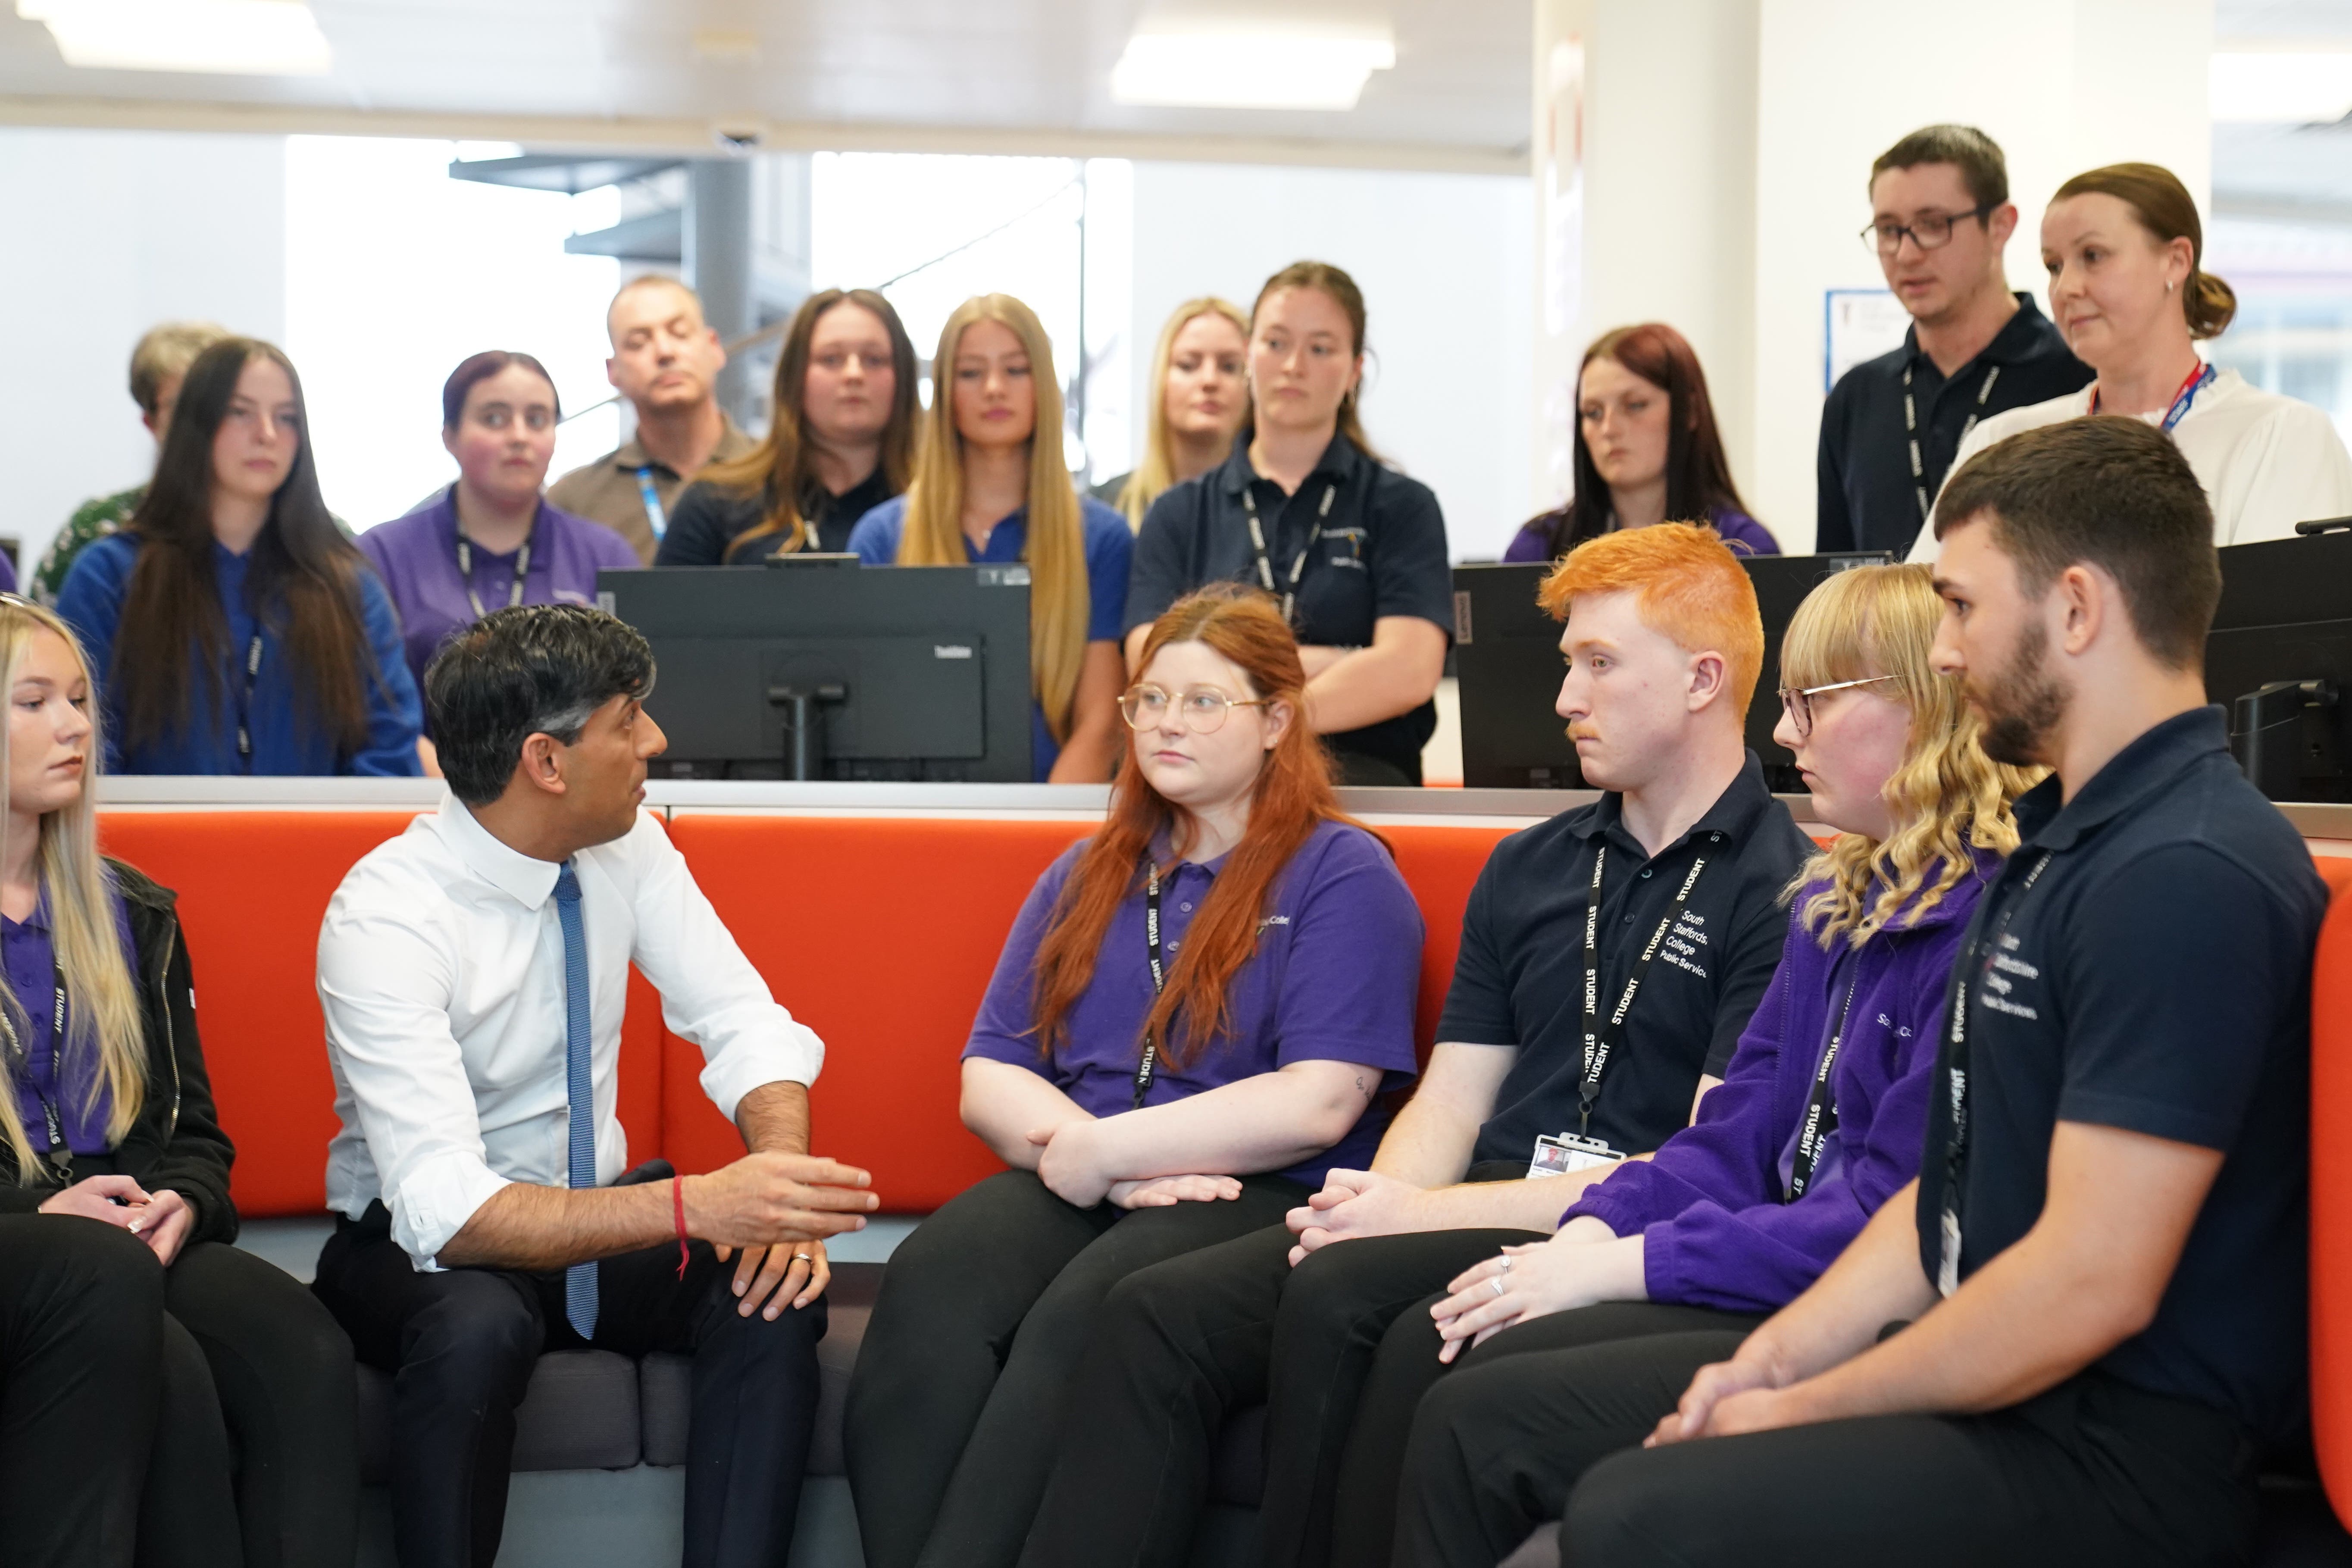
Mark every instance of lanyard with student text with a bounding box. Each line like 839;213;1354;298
234;633;263;767
1905;361;2002;525
1785;964;1863;1202
1135;858;1169;1109
1579;836;1717;1136
1934;848;2055;1296
635;466;668;540
455;526;536;621
2089;361;2214;432
0;959;74;1182
1241;482;1337;623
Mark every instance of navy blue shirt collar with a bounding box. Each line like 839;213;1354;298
2013;706;2228;853
1215;431;1364;497
1900;293;2061;379
1564;750;1780;857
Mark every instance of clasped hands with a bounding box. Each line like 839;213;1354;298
691;1150;876;1322
1025;1118;1242;1210
38;1173;195;1265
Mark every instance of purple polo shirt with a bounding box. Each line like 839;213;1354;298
964;817;1425;1188
1502;505;1780;563
6;889;138;1158
359;490;640;696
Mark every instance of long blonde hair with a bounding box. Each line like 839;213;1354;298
896;294;1090;743
1781;565;2039;947
1117;297;1249;529
0;601;146;1179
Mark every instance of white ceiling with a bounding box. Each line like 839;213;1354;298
0;0;1534;172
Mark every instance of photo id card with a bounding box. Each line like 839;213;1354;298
1529;1133;1623;1180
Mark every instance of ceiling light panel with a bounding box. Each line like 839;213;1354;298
1110;30;1395;111
18;0;333;75
2210;49;2352;124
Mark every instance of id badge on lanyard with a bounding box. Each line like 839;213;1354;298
1528;1132;1623;1180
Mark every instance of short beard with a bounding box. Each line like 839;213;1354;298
1974;620;2066;767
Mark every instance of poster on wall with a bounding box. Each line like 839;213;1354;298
1824;288;1911;392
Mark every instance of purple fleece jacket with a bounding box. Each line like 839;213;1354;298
1563;847;2000;1314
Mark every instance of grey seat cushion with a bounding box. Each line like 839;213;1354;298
356;1350;642;1484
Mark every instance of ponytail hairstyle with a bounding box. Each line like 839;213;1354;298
114;337;385;759
1117;296;1250;528
700;288;920;559
895;294;1090;745
1779;564;2040;947
1248;261;1386;465
2052;162;2236;341
1534;322;1751;560
0;601;147;1180
1028;584;1371;1067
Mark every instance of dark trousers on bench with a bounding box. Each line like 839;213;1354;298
313;1205;826;1568
1397;1331;2259;1568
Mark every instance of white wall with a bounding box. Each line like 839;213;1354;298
1129;162;1536;563
0;128;285;574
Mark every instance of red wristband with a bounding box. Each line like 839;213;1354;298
672;1176;690;1280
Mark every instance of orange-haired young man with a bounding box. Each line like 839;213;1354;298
1020;523;1814;1568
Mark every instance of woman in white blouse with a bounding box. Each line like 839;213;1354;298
1914;161;2352;558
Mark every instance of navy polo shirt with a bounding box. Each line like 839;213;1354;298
1816;294;2090;557
1126;434;1452;781
1916;707;2326;1441
1438;753;1813;1170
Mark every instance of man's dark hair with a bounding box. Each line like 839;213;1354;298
1934;416;2219;670
1871;124;2008;211
425;604;655;806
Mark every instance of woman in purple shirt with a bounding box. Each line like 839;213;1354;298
844;585;1425;1568
358;351;637;761
1504;322;1778;563
1323;564;2035;1568
0;599;353;1567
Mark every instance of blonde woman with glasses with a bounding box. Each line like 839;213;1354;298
1329;564;2037;1568
848;294;1132;781
1095;297;1251;529
0;598;355;1568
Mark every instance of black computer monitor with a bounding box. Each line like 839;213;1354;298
595;557;1035;782
1451;551;1892;791
2208;529;2352;803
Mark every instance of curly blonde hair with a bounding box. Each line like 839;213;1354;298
1782;564;2040;947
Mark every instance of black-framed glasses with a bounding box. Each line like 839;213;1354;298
1777;674;1899;740
1119;683;1271;733
1860;203;1995;257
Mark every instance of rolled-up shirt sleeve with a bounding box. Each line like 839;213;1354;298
317;898;512;1268
618;814;824;1120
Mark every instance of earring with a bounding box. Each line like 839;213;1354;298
2165;279;2175;293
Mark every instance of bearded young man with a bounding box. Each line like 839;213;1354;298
1395;416;2325;1568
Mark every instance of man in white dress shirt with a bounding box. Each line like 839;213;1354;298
311;604;878;1568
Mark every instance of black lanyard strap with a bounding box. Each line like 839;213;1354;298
0;958;74;1181
233;633;263;766
455;523;536;621
1241;481;1338;623
1135;858;1169;1109
1579;835;1719;1136
1905;361;2001;524
1786;964;1863;1202
1935;848;2054;1294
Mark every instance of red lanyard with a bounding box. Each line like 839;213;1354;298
2089;362;2213;432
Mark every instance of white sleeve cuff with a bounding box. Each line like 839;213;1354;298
698;1012;825;1125
390;1152;515;1271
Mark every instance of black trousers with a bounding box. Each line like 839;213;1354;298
1397;1331;2260;1568
312;1212;825;1568
143;1240;360;1568
1021;1220;1548;1568
843;1169;1308;1568
0;1215;164;1568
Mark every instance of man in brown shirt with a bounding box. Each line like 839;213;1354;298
548;275;758;563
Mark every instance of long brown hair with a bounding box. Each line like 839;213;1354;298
700;289;920;559
1249;260;1386;465
1532;322;1751;559
896;294;1091;743
2051;162;2236;340
114;337;381;757
1029;585;1365;1067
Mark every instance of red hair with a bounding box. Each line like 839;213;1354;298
1029;584;1373;1068
1538;522;1765;720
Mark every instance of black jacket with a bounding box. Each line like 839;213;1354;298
0;860;237;1242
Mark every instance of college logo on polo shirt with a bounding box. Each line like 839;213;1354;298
1661;910;1709;980
1978;933;2042;1020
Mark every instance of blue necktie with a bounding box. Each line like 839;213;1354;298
553;863;598;1340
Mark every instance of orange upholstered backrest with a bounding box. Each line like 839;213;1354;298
94;809;669;1217
2304;854;2352;1527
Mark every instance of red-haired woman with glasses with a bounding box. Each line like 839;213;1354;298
843;583;1425;1568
